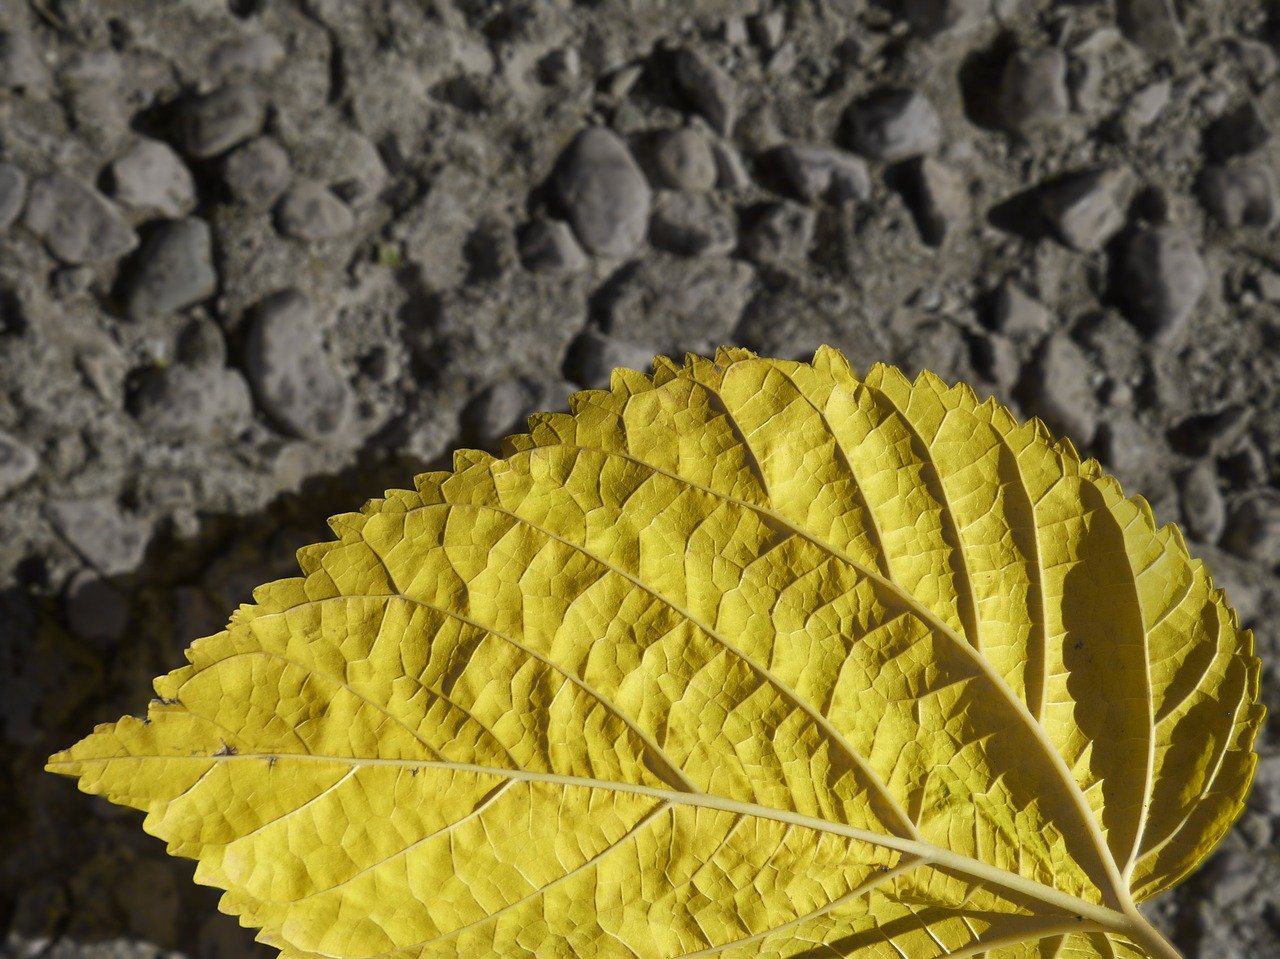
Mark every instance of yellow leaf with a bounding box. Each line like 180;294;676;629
48;347;1262;958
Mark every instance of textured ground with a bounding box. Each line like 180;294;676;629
1;0;1278;956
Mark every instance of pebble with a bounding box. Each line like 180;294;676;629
518;217;587;272
973;332;1021;389
1222;494;1280;565
0;163;27;232
22;174;138;265
907;156;968;246
711;138;752;189
843;88;942;163
1231;38;1278;88
650;127;718;191
0;428;38;497
602;254;754;353
222;136;292;209
46;496;153;577
1118;227;1207;339
741;201;816;266
0;29;49;94
1123;80;1171;135
62;570;130;647
564;329;659;388
1116;0;1183;54
1205;101;1270;161
129;364;254;441
181;84;265;159
1199;163;1277;228
207;33;286;78
175;316;228;367
328;131;388;209
1027;331;1100;444
1205;849;1264;909
999;48;1070;133
554;127;651;257
672;48;738;135
1038;167;1131;252
773;144;871;204
461;379;536;441
649;192;737;256
109;139;196;217
991;279;1054;339
903;0;990;35
1178;462;1226;543
749;12;786;51
275;181;356;241
123;218;218;321
246;290;353;440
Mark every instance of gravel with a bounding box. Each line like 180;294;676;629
22;174;138;264
0;163;27;232
1118;226;1208;340
180;84;265;159
1038;167;1132;253
1199;163;1277;228
275;181;355;242
842;88;942;163
121;218;218;321
517;217;588;273
998;48;1070;134
772;144;871;204
0;428;38;498
554;126;652;257
222;136;292;209
109;140;196;218
672;48;738;135
648;126;718;192
740;200;816;265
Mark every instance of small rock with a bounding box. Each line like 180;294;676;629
1204;849;1262;909
537;47;580;86
741;201;816;266
773;144;871;204
1199;163;1277;228
1096;414;1162;486
999;48;1070;133
222;136;292;209
711;138;752;189
462;379;536;441
62;570;130;647
906;156;968;246
1123;80;1171;135
518;217;587;272
649;192;737;256
1205;101;1270;161
1178;463;1225;543
564;329;658;388
175;317;228;367
207;33;286;78
46;497;153;577
123;218;218;320
23;174;138;265
0;30;49;94
1070;53;1107;116
181;84;265;159
328;131;388;209
973;332;1021;390
672;48;738;135
110;139;196;217
129;364;253;441
275;181;355;241
1169;407;1254;458
1118;227;1207;339
1116;0;1182;54
0;163;27;232
749;11;786;51
649;127;718;192
1254;269;1280;303
1231;38;1278;88
52;266;95;300
554;127;651;257
1027;331;1100;444
843;88;942;163
1222;494;1280;565
1038;167;1131;252
246;290;353;440
0;428;38;497
991;280;1053;339
903;0;990;36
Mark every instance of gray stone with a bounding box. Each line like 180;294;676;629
672;48;738;135
843;88;942;163
1205;101;1270;161
903;0;990;36
973;332;1021;390
109;139;196;217
123;218;218;320
1178;463;1225;544
223;136;292;209
649;192;737;256
207;33;286;78
1199;163;1277;228
62;570;130;647
711;138;752;189
462;379;536;441
650;127;717;192
741;201;816;265
1231;38;1278;87
1223;493;1280;565
23;174;138;265
1204;849;1262;909
275;181;355;241
129;364;254;441
246;290;353;440
992;280;1053;340
1039;167;1131;252
176;317;229;367
181;84;265;159
1027;331;1100;444
565;330;659;388
749;12;786;51
1116;0;1183;54
518;217;587;272
0;428;38;498
602;254;754;354
774;144;871;204
0;30;49;94
327;131;388;209
908;157;968;246
1119;227;1207;339
554;127;651;257
0;163;26;232
999;48;1069;133
46;496;153;577
1123;81;1171;135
